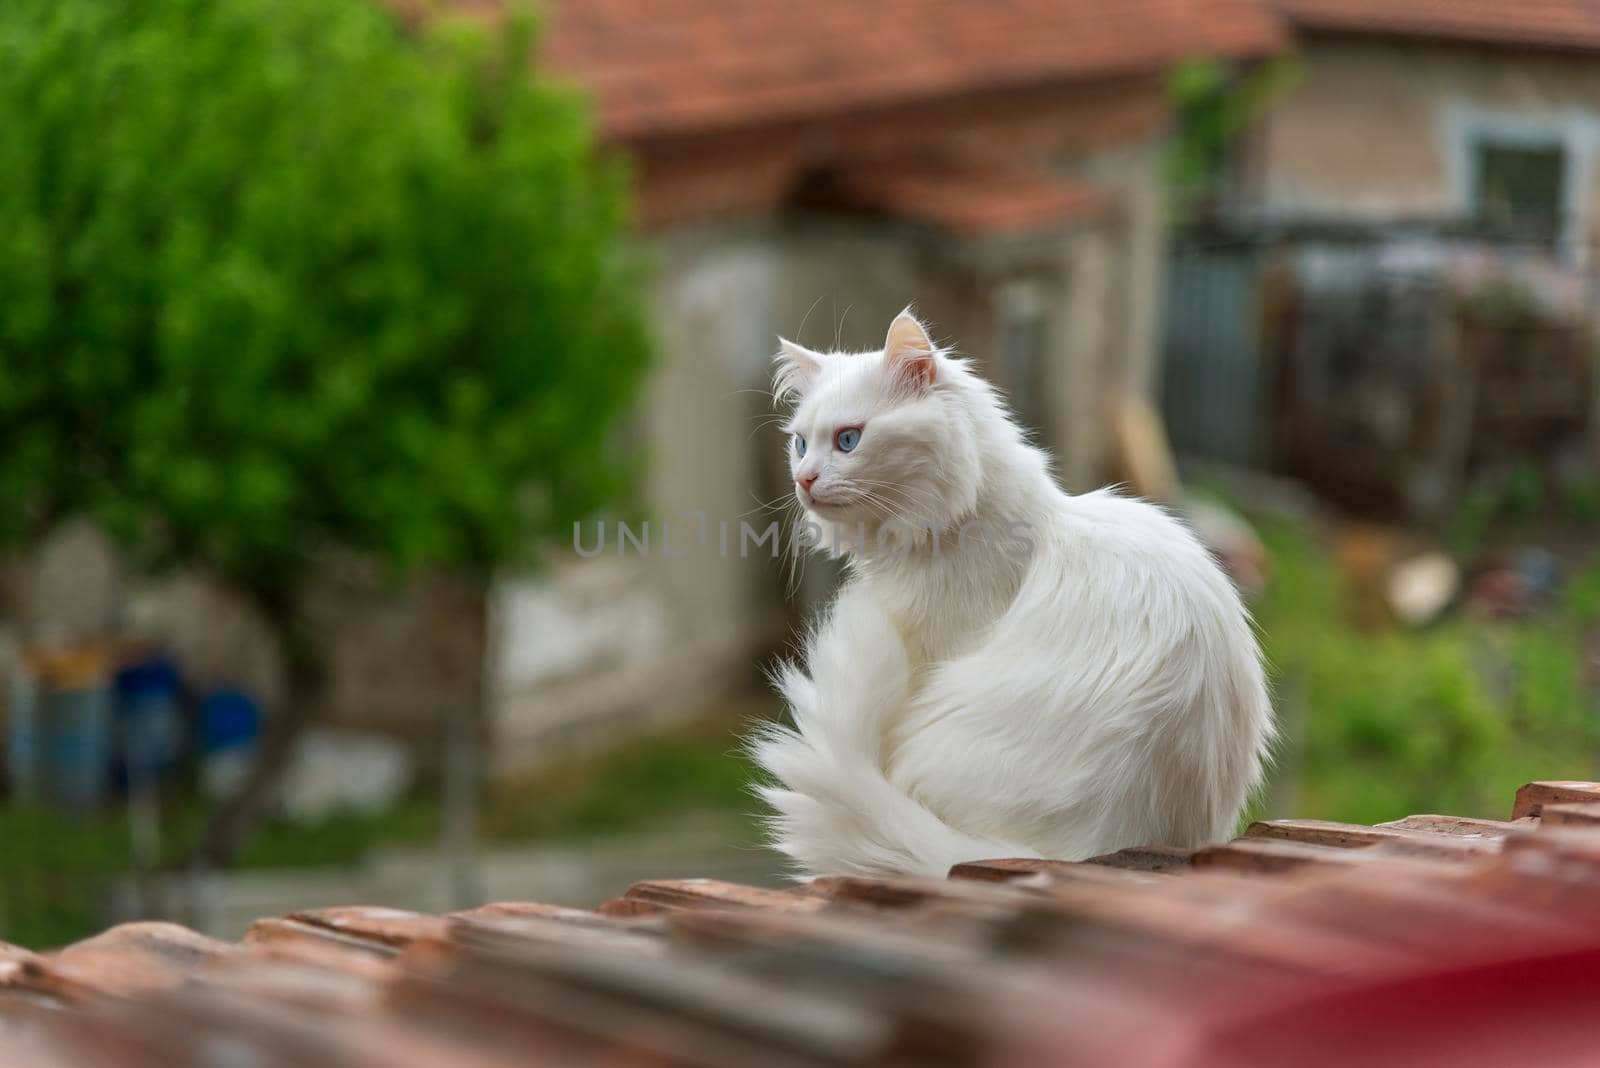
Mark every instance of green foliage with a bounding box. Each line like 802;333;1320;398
1446;461;1599;558
1445;476;1504;558
1568;563;1600;625
1166;56;1297;218
1253;514;1600;825
1559;470;1600;525
0;0;649;595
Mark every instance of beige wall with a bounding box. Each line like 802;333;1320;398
1079;139;1169;401
489;227;790;770
1238;38;1600;253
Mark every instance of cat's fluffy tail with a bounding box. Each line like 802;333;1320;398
749;594;1035;878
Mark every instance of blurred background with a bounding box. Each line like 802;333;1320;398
2;0;1598;949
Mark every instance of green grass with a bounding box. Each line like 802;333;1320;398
1252;510;1600;824
0;707;766;948
480;706;766;845
0;792;442;948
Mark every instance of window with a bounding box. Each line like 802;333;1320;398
1473;140;1566;243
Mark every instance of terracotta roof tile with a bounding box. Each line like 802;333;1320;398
10;779;1600;1065
527;0;1285;141
818;160;1117;236
1278;0;1600;53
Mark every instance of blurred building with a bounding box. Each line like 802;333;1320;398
486;0;1282;771
3;2;1287;777
1233;0;1600;254
1165;0;1600;515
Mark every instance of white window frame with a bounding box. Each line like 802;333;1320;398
1441;104;1600;261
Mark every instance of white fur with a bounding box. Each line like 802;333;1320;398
750;309;1274;878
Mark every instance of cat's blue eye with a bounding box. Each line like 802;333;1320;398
836;427;861;452
794;434;806;458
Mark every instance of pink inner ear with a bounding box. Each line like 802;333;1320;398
885;314;936;388
899;352;935;387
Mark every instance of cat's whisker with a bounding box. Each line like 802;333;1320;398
852;494;896;523
741;489;799;519
843;480;945;533
775;496;811;599
746;417;793;443
854;485;945;519
794;295;826;351
849;476;944;503
849;489;939;541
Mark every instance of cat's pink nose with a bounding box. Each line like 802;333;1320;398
797;473;818;493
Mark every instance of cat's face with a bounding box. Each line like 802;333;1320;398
776;310;980;539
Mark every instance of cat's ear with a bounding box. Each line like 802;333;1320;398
884;308;937;390
773;337;823;403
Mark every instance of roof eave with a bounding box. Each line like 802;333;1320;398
597;37;1286;148
1288;19;1600;60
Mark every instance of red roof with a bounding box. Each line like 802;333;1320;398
11;780;1600;1066
1277;0;1600;53
537;0;1284;142
820;160;1117;236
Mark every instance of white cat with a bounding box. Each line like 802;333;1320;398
751;309;1274;878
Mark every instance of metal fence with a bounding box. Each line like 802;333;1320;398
1161;223;1599;516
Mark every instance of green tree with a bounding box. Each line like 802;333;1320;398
0;0;649;858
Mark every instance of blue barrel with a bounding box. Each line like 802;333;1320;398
198;689;261;800
5;663;39;801
43;672;114;810
115;656;184;790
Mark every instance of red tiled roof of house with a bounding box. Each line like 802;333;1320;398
1277;0;1600;53
10;780;1600;1065
534;0;1284;142
820;161;1117;236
